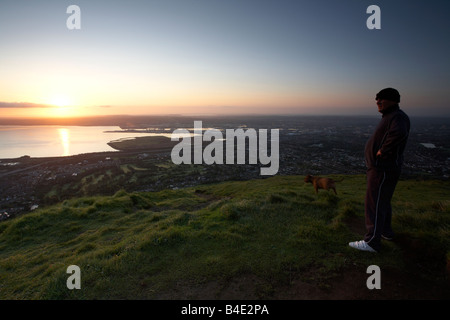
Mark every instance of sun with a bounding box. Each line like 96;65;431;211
44;94;79;117
49;95;72;108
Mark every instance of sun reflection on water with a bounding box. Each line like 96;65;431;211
58;128;70;156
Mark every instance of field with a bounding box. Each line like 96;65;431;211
0;175;449;300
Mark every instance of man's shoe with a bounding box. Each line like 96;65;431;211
349;240;377;252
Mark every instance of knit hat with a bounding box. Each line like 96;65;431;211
376;88;400;103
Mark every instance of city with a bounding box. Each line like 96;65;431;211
1;115;449;220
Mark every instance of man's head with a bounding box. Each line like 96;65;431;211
375;88;400;113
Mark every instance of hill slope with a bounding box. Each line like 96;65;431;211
0;175;449;299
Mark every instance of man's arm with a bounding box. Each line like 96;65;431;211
378;114;409;157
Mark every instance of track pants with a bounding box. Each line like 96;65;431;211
364;167;401;252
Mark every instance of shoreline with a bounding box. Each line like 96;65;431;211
0;125;175;160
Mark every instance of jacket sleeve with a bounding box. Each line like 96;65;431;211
379;114;409;156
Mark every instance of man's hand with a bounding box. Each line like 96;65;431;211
376;150;382;157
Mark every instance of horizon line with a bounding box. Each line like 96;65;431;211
1;113;449;122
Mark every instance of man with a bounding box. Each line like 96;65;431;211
349;88;410;252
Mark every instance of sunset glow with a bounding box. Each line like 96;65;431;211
0;1;449;118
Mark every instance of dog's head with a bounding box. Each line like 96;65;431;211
304;175;313;183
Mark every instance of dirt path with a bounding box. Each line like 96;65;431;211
155;264;449;300
157;216;449;300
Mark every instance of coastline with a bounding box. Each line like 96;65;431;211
0;125;173;159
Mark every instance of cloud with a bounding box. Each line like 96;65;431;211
0;102;53;108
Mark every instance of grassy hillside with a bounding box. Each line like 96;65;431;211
0;175;449;299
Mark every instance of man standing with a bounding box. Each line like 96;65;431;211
349;88;410;252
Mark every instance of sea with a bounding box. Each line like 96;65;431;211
0;125;171;159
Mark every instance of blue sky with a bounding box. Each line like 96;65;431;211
0;0;449;117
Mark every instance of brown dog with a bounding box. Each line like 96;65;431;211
304;175;342;194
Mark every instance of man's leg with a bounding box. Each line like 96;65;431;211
380;169;400;239
364;168;400;251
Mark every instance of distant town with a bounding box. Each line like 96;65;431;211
1;115;449;220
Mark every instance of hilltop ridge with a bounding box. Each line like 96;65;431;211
0;175;448;299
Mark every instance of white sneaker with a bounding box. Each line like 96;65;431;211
349;240;377;252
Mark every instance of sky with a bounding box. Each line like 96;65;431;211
0;0;449;118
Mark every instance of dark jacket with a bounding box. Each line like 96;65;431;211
365;105;410;170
